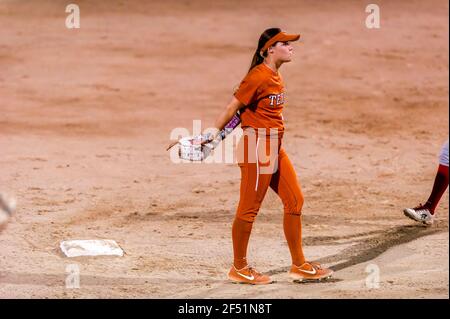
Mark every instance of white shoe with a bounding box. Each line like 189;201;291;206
403;205;434;225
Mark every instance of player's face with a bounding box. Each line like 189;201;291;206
272;41;294;63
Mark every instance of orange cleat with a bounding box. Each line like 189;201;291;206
289;261;333;283
228;265;273;285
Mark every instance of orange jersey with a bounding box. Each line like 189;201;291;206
234;63;286;135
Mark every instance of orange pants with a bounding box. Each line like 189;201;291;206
235;130;304;223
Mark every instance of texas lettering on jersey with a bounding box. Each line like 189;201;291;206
268;93;285;106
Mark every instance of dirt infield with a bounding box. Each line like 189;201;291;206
0;0;448;298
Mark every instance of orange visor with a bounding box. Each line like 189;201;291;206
260;31;300;54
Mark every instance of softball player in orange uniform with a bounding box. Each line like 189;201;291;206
206;28;333;284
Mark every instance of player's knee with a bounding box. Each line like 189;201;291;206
284;192;304;215
236;201;262;223
236;210;258;223
239;213;257;223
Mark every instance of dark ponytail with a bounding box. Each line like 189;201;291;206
248;27;282;72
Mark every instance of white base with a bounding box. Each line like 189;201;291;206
60;239;124;257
